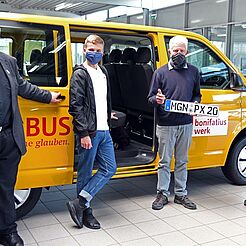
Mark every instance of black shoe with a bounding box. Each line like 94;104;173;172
0;232;24;246
66;198;86;228
152;192;168;210
174;195;197;210
83;208;101;230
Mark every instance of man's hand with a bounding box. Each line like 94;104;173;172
81;136;92;149
50;92;61;103
189;101;198;116
111;112;118;120
156;89;166;104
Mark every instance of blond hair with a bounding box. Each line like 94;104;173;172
84;34;104;48
169;35;188;50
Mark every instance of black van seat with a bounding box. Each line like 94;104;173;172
116;47;137;111
26;49;42;73
116;47;154;139
117;47;153;115
132;47;154;114
104;49;124;111
28;46;56;86
30;49;42;64
111;110;126;128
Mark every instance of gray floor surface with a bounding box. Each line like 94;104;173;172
13;168;246;246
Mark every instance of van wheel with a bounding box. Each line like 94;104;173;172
15;188;42;219
222;138;246;185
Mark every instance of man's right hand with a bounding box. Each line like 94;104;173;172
156;89;166;104
81;136;92;149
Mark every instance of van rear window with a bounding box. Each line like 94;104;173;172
0;21;67;87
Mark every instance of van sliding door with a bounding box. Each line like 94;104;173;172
0;20;74;188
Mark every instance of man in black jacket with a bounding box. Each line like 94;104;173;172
0;52;60;246
67;34;117;230
148;35;201;211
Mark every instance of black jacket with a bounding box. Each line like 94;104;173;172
69;64;112;138
0;52;52;155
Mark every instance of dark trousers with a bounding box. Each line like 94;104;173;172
0;128;21;234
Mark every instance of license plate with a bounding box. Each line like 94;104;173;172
164;99;219;117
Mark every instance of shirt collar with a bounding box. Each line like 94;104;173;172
83;61;98;71
168;60;188;71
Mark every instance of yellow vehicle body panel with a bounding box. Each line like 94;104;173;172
0;12;245;189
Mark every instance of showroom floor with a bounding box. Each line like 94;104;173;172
12;168;246;246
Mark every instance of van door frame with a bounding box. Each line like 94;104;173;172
68;25;160;178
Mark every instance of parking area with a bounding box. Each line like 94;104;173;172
16;168;246;246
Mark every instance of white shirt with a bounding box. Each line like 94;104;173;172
83;62;109;130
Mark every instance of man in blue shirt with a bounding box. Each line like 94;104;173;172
148;35;201;210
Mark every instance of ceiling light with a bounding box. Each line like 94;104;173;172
55;2;80;11
191;19;201;24
136;15;143;19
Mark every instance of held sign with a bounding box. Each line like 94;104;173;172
164;99;219;117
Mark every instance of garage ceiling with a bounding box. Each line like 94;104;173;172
0;0;144;16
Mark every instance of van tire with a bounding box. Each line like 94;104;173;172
15;188;42;219
222;138;246;185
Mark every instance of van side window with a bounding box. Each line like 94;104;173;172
0;38;13;56
164;36;230;89
0;21;67;87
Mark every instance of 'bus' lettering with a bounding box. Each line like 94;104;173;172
26;118;40;137
26;117;71;137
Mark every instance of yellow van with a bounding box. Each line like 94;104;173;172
0;12;245;218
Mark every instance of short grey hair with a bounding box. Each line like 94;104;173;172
169;35;188;50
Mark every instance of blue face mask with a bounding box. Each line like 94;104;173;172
86;51;103;65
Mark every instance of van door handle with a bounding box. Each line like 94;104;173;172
57;95;66;100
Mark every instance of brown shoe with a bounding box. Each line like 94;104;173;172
174;195;197;210
152;192;168;210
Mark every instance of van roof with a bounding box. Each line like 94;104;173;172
0;11;204;40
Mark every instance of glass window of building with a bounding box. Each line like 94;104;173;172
208;26;226;54
231;24;246;77
188;0;228;27
155;5;184;29
232;0;246;22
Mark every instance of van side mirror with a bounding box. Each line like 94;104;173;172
230;72;244;91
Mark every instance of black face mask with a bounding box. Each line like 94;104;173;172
171;53;186;69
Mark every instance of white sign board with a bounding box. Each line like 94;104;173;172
192;111;228;137
164;99;219;117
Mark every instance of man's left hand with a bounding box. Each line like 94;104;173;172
50;92;61;103
111;112;118;120
189;101;198;116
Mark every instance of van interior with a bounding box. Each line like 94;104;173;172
71;30;157;168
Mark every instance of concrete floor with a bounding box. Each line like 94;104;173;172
13;168;246;246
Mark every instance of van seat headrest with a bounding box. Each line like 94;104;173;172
121;48;136;64
30;49;42;64
136;47;151;63
109;49;122;63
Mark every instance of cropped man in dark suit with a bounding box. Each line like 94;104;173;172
0;52;60;246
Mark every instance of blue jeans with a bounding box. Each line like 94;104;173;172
156;124;193;197
77;130;117;207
